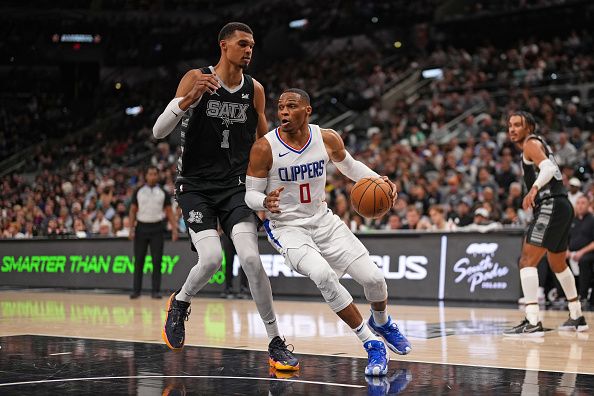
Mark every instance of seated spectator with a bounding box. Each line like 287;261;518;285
98;218;113;237
568;177;584;208
448;198;474;227
117;216;131;237
73;218;89;238
383;213;402;231
423;204;457;231
459;207;502;233
401;205;426;230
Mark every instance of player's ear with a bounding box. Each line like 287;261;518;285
305;105;312;115
220;40;227;51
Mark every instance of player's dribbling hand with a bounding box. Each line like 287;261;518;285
187;73;220;101
380;176;398;207
265;187;284;213
522;186;538;211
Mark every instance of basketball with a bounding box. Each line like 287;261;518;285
350;177;392;219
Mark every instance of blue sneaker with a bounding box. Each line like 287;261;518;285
365;369;412;395
368;315;412;355
364;340;388;376
364;375;390;396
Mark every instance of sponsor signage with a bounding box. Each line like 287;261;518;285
0;232;523;301
443;234;522;301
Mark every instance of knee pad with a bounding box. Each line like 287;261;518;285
231;221;263;277
286;245;353;312
190;229;223;272
364;269;388;303
350;255;388;302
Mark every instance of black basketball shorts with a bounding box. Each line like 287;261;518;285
176;181;256;239
525;196;573;253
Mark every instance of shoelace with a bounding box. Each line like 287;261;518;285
169;306;191;328
367;343;386;364
271;338;295;359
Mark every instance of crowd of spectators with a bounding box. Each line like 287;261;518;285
2;8;594;239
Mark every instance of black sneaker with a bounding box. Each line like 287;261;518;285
129;292;140;299
503;318;544;337
162;291;191;350
559;316;589;332
268;336;299;371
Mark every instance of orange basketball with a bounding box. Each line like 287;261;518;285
350;177;392;219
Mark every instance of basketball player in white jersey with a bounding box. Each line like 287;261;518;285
245;88;412;377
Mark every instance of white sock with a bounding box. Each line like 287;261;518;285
264;318;281;341
175;291;191;303
520;267;539;304
567;301;582;320
353;321;379;344
525;304;540;326
372;309;389;326
555;267;582;319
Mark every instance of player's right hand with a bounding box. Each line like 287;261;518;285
186;73;220;102
264;187;284;213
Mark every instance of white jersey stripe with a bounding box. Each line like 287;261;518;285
275;126;313;153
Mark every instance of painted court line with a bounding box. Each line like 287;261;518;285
0;375;364;388
14;333;594;376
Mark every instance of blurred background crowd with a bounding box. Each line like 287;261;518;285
1;0;593;238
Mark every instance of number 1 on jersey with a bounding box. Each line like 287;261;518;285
221;130;230;148
299;183;311;203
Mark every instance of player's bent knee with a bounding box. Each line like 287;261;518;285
198;249;223;273
363;270;388;302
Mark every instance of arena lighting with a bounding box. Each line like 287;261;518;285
289;18;308;29
125;106;143;116
52;34;102;44
394;41;402;48
422;68;444;79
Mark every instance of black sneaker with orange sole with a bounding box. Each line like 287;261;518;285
162;291;191;351
268;336;299;371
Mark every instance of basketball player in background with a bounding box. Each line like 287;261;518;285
504;111;588;336
245;88;411;376
152;22;299;370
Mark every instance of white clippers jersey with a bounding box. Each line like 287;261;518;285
264;124;329;223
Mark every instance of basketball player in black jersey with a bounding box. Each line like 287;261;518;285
503;111;588;336
152;22;299;370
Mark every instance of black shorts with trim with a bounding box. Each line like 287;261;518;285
525;195;573;253
176;178;257;246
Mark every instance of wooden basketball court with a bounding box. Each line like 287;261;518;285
1;289;593;394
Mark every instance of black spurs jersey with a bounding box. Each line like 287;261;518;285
521;135;567;203
177;66;258;185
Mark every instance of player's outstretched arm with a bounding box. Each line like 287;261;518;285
245;139;283;213
322;128;397;204
522;138;559;210
153;69;220;139
253;79;268;139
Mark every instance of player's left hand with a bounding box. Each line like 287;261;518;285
522;186;538;210
380;176;398;207
265;187;284;213
171;228;179;242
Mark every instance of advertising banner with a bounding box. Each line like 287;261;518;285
0;232;524;301
442;234;522;301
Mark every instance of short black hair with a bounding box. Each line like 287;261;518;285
145;165;158;175
508;111;537;134
218;22;253;42
282;88;311;105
